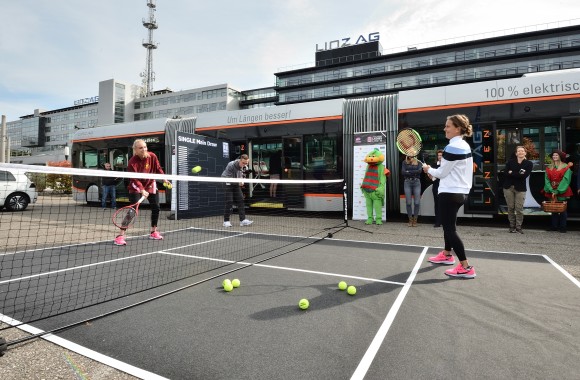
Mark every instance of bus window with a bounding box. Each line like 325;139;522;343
98;150;108;168
82;149;98;168
111;148;128;170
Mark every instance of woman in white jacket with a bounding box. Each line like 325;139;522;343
422;114;476;279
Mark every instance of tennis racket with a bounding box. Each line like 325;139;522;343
112;196;146;230
396;128;424;165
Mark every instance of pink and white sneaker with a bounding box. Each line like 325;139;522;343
428;251;456;265
149;231;164;240
445;263;476;279
114;235;126;246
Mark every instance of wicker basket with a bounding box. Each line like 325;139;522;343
542;199;567;213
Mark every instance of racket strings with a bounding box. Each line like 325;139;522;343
397;130;422;157
116;208;137;229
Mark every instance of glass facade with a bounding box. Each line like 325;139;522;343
114;82;126;123
275;27;580;104
20;117;45;147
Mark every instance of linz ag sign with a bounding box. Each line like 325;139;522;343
316;32;379;51
74;96;99;106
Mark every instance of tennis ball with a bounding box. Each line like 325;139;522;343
223;282;234;292
191;166;202;173
338;281;348;290
298;299;309;310
347;286;357;295
163;182;172;189
222;279;231;287
231;279;240;288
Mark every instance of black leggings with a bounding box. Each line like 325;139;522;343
129;192;160;228
439;193;468;262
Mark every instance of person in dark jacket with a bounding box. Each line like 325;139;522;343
221;155;253;227
502;146;533;233
402;151;422;226
101;162;118;210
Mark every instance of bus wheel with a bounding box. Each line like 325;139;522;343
86;184;100;205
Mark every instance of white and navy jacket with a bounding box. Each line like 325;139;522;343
427;136;473;195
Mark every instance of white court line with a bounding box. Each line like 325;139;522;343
350;246;428;380
543;255;580;289
0;251;160;285
0;313;168;380
0;232;246;285
160;251;405;286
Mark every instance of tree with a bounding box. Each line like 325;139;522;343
46;161;72;194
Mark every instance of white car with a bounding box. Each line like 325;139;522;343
0;168;38;211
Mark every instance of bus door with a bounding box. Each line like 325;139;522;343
109;148;130;202
495;121;557;215
283;136;304;208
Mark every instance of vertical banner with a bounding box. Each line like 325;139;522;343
175;131;230;220
352;132;387;221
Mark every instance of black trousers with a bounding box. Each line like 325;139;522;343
129;192;160;228
432;181;440;225
224;185;245;222
439;193;467;262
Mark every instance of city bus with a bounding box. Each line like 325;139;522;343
71;71;580;218
71;118;170;205
397;69;580;219
70;100;345;210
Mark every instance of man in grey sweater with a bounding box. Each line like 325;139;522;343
221;154;253;227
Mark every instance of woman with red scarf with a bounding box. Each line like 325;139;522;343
542;150;572;233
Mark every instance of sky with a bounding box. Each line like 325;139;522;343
1;0;579;122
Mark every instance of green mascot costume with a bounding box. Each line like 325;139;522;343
360;148;390;225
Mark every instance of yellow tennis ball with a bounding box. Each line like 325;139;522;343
338;281;348;290
224;282;233;292
231;279;240;288
222;279;231;287
347;286;356;295
163;182;172;189
192;166;202;173
298;299;309;310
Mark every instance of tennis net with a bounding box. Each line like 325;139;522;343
0;163;345;331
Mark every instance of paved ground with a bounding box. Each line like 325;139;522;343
0;207;577;379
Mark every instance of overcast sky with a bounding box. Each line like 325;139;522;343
1;0;579;121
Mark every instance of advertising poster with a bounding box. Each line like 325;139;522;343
175;131;230;219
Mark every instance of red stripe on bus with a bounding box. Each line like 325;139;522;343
73;131;165;143
304;193;342;198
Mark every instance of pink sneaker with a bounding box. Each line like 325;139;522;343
114;235;126;246
445;264;476;279
149;231;163;240
428;251;455;265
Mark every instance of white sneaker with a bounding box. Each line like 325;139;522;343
223;221;232;227
240;219;253;226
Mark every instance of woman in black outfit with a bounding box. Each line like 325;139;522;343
502;146;533;233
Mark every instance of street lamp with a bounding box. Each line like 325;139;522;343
64;146;70;161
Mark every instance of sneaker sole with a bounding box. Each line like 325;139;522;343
428;259;455;265
114;242;126;246
445;272;476;278
149;237;163;240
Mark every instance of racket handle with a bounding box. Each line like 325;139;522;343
137;196;146;204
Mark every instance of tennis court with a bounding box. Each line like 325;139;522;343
2;227;580;380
